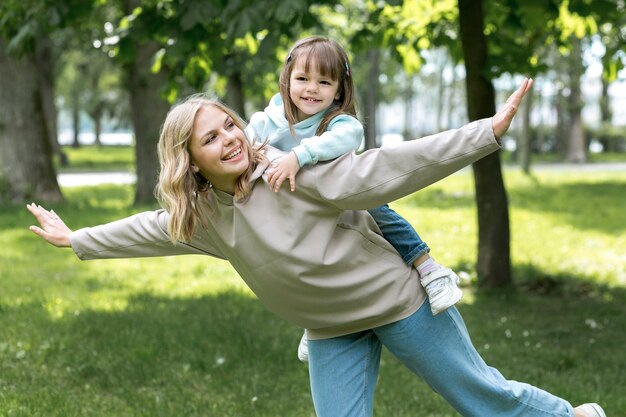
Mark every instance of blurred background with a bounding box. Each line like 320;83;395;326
1;0;625;204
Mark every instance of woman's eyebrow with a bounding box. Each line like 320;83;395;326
199;115;230;139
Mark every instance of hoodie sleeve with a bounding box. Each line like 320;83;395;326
70;209;226;260
292;115;363;166
301;118;500;210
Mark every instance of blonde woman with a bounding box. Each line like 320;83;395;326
28;79;605;417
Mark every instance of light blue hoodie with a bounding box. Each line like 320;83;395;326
245;93;364;166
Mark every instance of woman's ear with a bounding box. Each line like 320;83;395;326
191;164;200;173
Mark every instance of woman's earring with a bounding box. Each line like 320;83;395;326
191;165;199;173
206;179;213;189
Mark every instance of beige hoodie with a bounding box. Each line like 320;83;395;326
70;118;499;340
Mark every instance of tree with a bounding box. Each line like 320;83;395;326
564;35;587;163
0;37;62;203
0;0;84;202
363;48;381;148
98;0;339;204
457;0;512;288
35;35;67;165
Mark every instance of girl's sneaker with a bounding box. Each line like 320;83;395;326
575;403;606;417
420;268;462;315
297;331;309;363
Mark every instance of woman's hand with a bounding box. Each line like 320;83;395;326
26;203;72;248
266;152;301;192
492;77;533;139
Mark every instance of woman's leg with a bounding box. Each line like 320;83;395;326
375;303;575;417
307;330;382;417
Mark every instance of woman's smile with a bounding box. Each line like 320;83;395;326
223;146;243;161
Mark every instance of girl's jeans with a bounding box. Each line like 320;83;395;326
368;204;429;265
308;303;574;417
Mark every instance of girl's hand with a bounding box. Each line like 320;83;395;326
267;152;301;192
492;77;533;139
26;203;72;248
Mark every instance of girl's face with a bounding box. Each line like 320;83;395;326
289;57;340;122
188;105;249;195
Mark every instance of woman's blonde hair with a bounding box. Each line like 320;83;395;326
156;95;266;243
279;36;357;136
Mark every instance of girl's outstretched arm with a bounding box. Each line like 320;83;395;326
26;203;72;248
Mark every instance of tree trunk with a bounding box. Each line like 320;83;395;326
520;85;533;173
402;75;414;140
599;77;612;123
435;50;448;131
446;66;458;129
125;40;170;204
93;111;102;146
0;38;63;203
363;48;380;150
71;100;80;148
225;71;246;120
458;0;512;288
599;77;612;152
565;36;586;163
555;79;568;156
34;37;68;166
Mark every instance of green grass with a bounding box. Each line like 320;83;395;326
57;145;135;172
1;168;625;416
500;150;626;164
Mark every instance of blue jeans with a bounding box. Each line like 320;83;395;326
368;204;429;265
308;303;574;417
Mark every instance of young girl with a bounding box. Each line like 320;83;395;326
245;36;462;362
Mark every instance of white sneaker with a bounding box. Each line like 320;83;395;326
420;268;462;315
297;331;309;363
575;403;607;417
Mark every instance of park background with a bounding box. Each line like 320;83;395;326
1;0;625;416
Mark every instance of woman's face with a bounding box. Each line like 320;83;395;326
189;105;249;194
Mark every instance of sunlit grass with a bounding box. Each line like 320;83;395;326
56;145;135;172
2;167;625;416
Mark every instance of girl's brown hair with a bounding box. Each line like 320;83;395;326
279;36;357;136
156;95;266;243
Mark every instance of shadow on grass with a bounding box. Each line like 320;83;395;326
1;291;312;417
452;264;626;415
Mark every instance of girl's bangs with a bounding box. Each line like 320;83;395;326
299;44;341;81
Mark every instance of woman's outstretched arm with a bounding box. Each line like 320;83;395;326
27;204;226;260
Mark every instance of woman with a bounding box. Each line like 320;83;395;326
27;79;606;417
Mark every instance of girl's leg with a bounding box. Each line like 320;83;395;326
368;204;461;315
307;331;382;417
375;303;575;417
367;204;428;265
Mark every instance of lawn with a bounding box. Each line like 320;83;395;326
56;145;135;172
1;163;625;416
